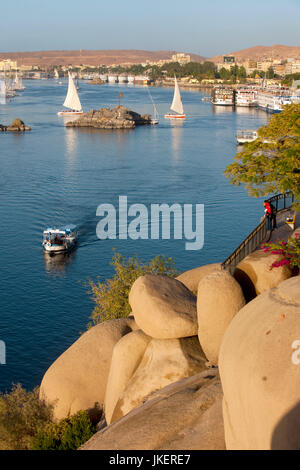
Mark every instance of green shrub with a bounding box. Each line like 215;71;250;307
30;410;96;450
0;384;53;450
88;251;178;325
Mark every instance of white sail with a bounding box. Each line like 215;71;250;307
0;80;6;96
170;76;184;115
54;68;59;79
63;72;82;111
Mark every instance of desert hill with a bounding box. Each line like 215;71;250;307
210;44;300;63
0;49;206;67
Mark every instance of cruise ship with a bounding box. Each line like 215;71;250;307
256;91;292;113
235;88;257;107
211;87;235;106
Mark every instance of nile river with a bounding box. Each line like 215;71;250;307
0;80;268;391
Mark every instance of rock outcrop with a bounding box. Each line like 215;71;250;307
110;336;207;423
81;369;225;450
234;249;292;301
39;318;135;421
197;270;245;365
129;275;198;339
176;263;222;295
104;329;151;425
0;118;31;132
66;105;151;129
219;276;300;450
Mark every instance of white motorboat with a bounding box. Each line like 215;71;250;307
236;130;258;144
57;72;83;115
165;76;186;119
42;225;78;253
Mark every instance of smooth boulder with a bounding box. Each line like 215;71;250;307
197;270;245;365
176;263;222;294
105;329;151;425
40;318;134;421
81;369;225;450
129;275;197;339
219;276;300;450
111;336;207;422
234;249;292;300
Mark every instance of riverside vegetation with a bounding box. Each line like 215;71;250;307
0;384;96;450
88;251;178;325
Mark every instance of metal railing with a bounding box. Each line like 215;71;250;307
222;192;294;274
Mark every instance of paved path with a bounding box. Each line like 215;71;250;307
268;209;300;243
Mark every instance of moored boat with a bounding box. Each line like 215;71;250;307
256;91;283;113
236;130;258;144
211;87;235;106
42;225;78;253
235;88;257;107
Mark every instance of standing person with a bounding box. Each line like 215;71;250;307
264;201;272;230
269;201;277;229
264;200;277;230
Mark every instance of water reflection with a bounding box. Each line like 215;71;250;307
65;127;78;160
43;250;76;276
170;121;183;161
74;127;133;147
212;105;235;114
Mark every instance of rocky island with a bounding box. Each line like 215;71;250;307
0;118;31;132
66;105;151;130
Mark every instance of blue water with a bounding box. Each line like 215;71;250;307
0;80;268;391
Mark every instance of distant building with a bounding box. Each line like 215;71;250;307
171;53;191;65
273;64;286;76
291;61;300;74
256;61;273;72
217;62;234;72
19;65;34;71
242;60;257;75
0;59;17;71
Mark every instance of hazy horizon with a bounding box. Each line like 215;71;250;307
1;0;299;57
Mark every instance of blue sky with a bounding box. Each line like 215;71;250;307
1;0;299;57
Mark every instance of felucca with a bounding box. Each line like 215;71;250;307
164;76;185;119
57;72;83;116
146;86;159;124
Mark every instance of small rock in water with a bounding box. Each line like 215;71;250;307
0;118;31;132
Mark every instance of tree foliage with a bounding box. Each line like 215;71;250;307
88;251;178;325
0;384;53;450
224;103;300;208
282;73;300;87
30;411;96;450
